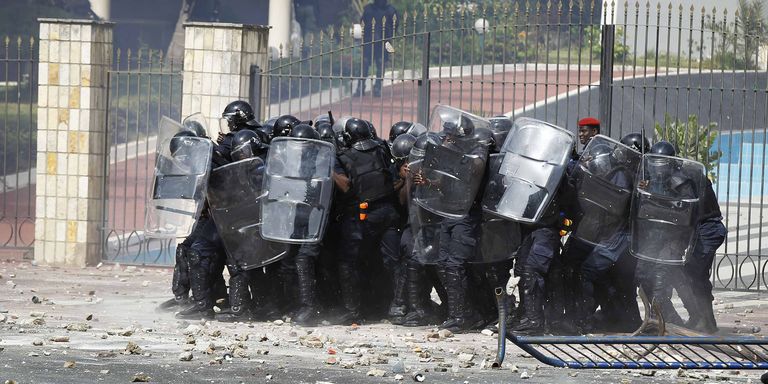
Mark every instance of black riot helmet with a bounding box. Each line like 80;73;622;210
471;127;494;147
621;132;651;153
222;100;258;131
258;117;278;143
443;114;475;138
314;113;331;126
585;143;615;175
169;130;197;154
410;132;442;159
391;133;417;160
231;129;267;161
291;123;321;140
389;121;413;143
345;118;378;151
182;120;207;138
489;116;513;150
650;140;676;156
316;122;336;144
273;115;301;138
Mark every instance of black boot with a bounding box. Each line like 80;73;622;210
215;268;252;322
336;262;362;325
403;262;429;326
437;267;482;333
294;256;320;326
176;250;215;320
388;263;407;324
160;244;192;311
513;273;546;335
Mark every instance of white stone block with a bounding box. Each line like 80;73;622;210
203;28;214;50
59;63;70;86
79;109;90;131
48;86;59;108
58;86;69;109
222;29;233;51
77;220;88;243
60;41;71;64
183;50;194;72
184;27;194;51
55;197;67;221
60;24;71;40
231;53;241;74
37;86;48;109
193;51;203;72
70;43;81;66
80;43;90;64
69;109;80;132
67;154;78;176
71;25;81;41
182;71;192;94
211;51;222;74
194;27;204;50
56;153;68;175
81;25;92;42
45;219;56;240
35;218;45;242
50;41;61;63
49;24;60;40
57;131;68;152
80;87;91;110
211;73;220;95
213;29;224;51
43;240;55;264
78;176;88;197
231;30;242;51
76;199;87;219
201;73;212;94
221;52;231;75
40;23;50;40
37;130;47;152
54;241;65;262
191;73;202;95
200;95;211;117
47;109;58;130
67;174;78;197
39;64;49;86
78;154;88;176
46;197;56;220
181;95;191;118
203;51;213;73
66;197;77;219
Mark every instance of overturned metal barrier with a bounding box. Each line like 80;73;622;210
505;334;768;370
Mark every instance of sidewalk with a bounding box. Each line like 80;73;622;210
0;259;765;383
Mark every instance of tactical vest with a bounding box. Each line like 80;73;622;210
338;146;394;203
699;178;722;221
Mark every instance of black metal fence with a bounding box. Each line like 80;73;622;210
0;36;36;256
102;48;182;265
260;1;768;291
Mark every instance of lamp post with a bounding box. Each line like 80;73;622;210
474;18;489;50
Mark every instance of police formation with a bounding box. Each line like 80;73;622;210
151;101;725;337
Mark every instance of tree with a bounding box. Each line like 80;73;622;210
707;0;767;70
654;114;722;182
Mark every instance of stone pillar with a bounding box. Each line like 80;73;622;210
34;19;113;266
181;23;270;130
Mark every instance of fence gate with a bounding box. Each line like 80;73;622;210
101;49;183;265
259;1;768;291
0;36;37;258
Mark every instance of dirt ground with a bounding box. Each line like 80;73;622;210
0;259;766;384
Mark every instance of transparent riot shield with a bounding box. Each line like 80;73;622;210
260;137;335;244
414;105;490;219
630;155;705;265
481;117;575;223
570;135;641;245
474;210;521;264
208;157;288;269
145;117;213;238
182;112;209;137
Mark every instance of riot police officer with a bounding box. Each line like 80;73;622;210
335;118;399;324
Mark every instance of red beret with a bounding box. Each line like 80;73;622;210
578;117;600;127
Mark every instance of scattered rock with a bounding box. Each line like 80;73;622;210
124;341;142;355
131;373;151;382
31;296;41;304
510;364;519;373
233;348;249;358
437;329;453;339
179;352;193;361
366;368;387;377
412;372;425;382
235;334;249;342
0;314;5;323
273;319;284;326
20;318;45;326
85;314;93;321
390;358;405;373
208;329;221;337
6;280;15;288
27;352;39;357
325;357;338;365
639;370;656;377
745;309;754;313
141;281;150;287
394;374;404;381
29;311;45;318
434;367;448;372
50;336;69;342
340;360;356;369
520;371;531;379
300;335;324;348
458;353;474;363
185;335;196;344
182;324;202;335
752;326;762;333
99;370;109;374
66;323;90;332
95;351;117;358
480;329;494;336
63;361;76;368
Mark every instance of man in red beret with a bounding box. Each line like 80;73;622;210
577;117;600;149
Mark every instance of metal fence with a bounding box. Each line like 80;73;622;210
0;36;37;257
260;1;768;291
102;48;182;265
